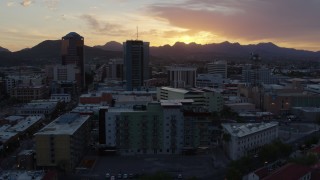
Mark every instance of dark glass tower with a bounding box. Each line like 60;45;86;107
61;32;85;89
123;40;149;91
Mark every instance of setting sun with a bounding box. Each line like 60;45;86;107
179;35;193;44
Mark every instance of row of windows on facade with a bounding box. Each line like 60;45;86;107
237;135;276;151
20;110;50;114
237;129;277;144
121;149;178;153
107;122;182;127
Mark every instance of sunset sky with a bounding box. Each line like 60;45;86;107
1;0;320;52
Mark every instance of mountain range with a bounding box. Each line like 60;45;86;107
0;40;122;66
93;41;123;51
0;46;10;52
0;40;319;66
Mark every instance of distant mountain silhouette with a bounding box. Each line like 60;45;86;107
0;46;10;52
94;41;122;51
149;41;320;61
0;40;319;66
0;40;122;66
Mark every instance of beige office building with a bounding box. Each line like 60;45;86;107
35;113;91;171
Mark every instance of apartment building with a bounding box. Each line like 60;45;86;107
35;113;91;171
102;101;184;155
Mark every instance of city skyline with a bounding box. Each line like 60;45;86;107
1;0;320;52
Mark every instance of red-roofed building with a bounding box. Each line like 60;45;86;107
42;170;58;180
246;163;312;180
310;145;320;154
247;167;269;180
311;170;320;180
79;92;112;105
263;163;311;180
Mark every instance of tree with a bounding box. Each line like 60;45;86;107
290;154;318;166
226;167;242;180
222;133;231;142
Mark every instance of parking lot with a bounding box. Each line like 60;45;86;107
67;150;228;180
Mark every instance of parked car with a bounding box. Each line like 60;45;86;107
123;173;128;179
117;173;122;179
106;173;110;179
128;173;134;179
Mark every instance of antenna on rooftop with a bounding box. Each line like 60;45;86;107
136;26;139;40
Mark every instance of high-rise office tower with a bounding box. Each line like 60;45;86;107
167;66;197;88
123;40;149;91
61;32;85;89
108;58;123;80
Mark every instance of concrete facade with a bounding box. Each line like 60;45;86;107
222;122;278;160
35;113;91;171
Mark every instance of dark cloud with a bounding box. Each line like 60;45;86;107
147;0;320;49
80;14;129;36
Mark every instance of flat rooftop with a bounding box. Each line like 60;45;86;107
222;122;278;137
72;105;107;114
35;113;90;135
20;101;57;109
0;128;18;144
8;115;43;132
113;95;153;102
160;87;189;94
107;108;137;113
4;115;24;122
292;107;320;112
0;170;44;180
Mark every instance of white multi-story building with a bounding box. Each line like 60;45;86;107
208;60;227;78
222;122;278;160
53;64;79;82
50;93;71;102
196;74;230;88
242;65;278;85
108;58;123;80
167;66;197;88
157;87;224;112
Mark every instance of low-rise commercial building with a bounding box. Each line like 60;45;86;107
50;94;71;103
157;87;224;112
222;122;278;160
17;101;58;116
0;115;44;153
10;85;49;103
